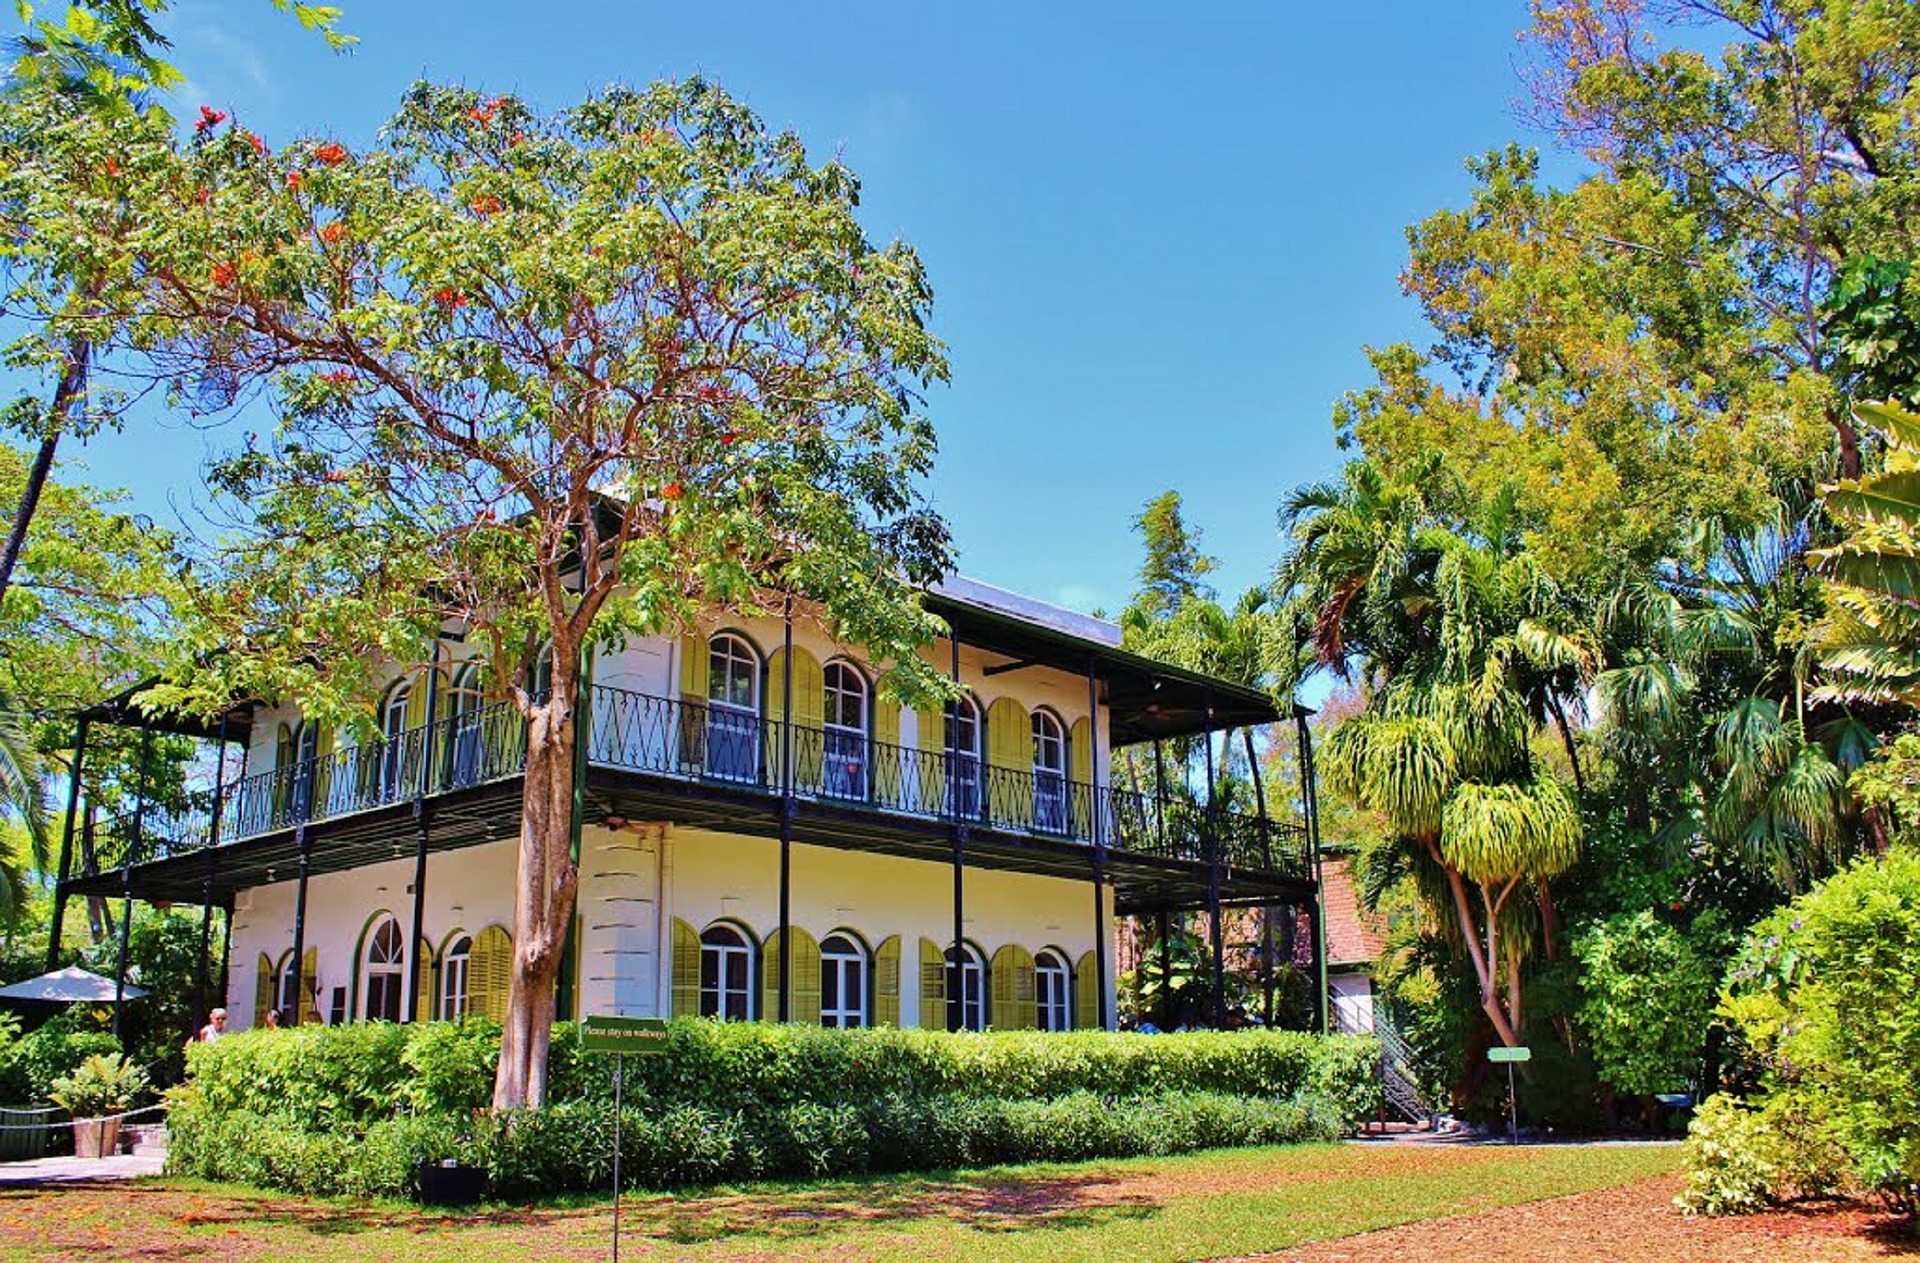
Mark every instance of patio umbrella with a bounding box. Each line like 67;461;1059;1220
0;966;147;1003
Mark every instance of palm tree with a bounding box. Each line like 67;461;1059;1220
1813;401;1920;708
0;694;49;926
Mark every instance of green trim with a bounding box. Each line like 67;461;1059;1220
347;907;398;1020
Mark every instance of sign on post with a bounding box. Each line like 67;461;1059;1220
1487;1045;1530;1143
1487;1046;1532;1064
580;1015;670;1263
581;1015;669;1055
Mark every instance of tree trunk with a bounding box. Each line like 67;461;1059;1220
492;682;580;1112
0;335;91;608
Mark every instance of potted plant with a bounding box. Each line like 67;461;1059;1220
49;1053;148;1159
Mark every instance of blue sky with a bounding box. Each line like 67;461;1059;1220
63;0;1568;618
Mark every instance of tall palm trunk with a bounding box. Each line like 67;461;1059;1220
0;334;90;607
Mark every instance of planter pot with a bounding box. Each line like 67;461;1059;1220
72;1117;121;1160
413;1160;486;1207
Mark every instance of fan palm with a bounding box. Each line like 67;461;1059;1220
0;695;49;925
1813;401;1920;707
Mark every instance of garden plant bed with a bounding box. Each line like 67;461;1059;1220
0;1141;1774;1261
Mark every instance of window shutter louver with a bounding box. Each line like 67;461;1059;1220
872;700;902;804
1075;950;1100;1031
254;953;272;1027
1070;717;1095;837
414;938;434;1022
918;938;946;1029
671;918;701;1017
760;926;822;1023
679;634;708;772
985;697;1030;826
990;945;1037;1030
299;947;319;1024
765;647;826;792
874;935;901;1026
470;925;513;1024
312;723;336;815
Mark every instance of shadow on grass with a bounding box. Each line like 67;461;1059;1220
0;1167;1168;1249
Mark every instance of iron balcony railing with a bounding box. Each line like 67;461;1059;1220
91;685;1309;880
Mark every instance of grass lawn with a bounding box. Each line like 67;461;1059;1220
0;1141;1683;1262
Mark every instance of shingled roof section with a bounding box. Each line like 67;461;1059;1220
1321;856;1387;968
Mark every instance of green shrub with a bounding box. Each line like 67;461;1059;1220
1710;849;1920;1215
1574;911;1716;1097
0;1028;120;1105
1678;1093;1849;1215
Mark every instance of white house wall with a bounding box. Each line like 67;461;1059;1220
224;823;1118;1031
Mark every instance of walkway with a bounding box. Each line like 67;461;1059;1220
0;1152;165;1184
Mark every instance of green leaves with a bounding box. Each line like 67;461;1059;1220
1440;778;1580;885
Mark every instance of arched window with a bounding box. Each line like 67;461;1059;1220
447;664;486;788
528;642;556;703
699;923;755;1020
276;950;300;1021
822;662;869;800
1032;710;1068;833
945;696;982;820
380;680;413;800
277;720;321;824
820;933;868;1028
362;916;405;1022
705;634;761;782
441;934;472;1021
1035;949;1072;1032
945;942;986;1031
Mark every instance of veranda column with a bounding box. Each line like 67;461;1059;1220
407;649;442;1022
1202;690;1225;1029
777;599;795;1022
195;713;232;1035
112;726;152;1038
45;716;89;971
948;631;965;1033
1086;658;1109;1030
288;819;313;1024
1294;707;1330;1034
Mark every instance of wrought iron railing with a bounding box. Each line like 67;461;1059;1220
91;685;1310;881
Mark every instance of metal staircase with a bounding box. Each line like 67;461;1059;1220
1373;1014;1436;1125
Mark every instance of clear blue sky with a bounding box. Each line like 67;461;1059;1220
65;0;1566;617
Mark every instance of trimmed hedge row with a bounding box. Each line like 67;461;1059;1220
168;1020;1380;1198
170;1091;1345;1200
182;1019;1381;1125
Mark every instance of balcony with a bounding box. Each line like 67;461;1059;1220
68;685;1311;911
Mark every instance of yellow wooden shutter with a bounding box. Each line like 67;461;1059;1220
414;937;434;1022
273;725;294;822
299;947;319;1023
470;925;513;1024
312;723;336;816
990;945;1037;1030
918;937;946;1029
1070;717;1095;838
874;935;901;1026
761;926;822;1024
872;697;902;804
915;704;946;816
766;646;825;792
985;697;1030;827
680;634;709;771
1075;950;1099;1031
671;918;702;1018
254;953;273;1027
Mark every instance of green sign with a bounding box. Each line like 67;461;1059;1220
581;1015;669;1055
1487;1046;1532;1064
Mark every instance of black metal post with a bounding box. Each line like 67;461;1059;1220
112;726;152;1038
1295;708;1329;1034
948;631;964;1033
777;598;794;1023
1152;739;1168;842
288;821;312;1024
46;716;89;971
1203;691;1224;1029
1087;660;1108;1031
408;651;442;1023
1156;907;1172;1029
195;712;232;1035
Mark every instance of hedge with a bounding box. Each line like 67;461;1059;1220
168;1019;1379;1198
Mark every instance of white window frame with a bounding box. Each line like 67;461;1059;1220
945;697;982;819
441;934;472;1022
1035;949;1071;1032
448;665;486;788
822;662;869;800
819;933;868;1028
380;681;412;800
363;916;405;1022
699;923;755;1020
706;634;762;783
946;942;986;1031
1032;709;1068;833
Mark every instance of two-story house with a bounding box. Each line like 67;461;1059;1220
55;577;1322;1036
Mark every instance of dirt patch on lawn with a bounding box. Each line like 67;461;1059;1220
1260;1173;1920;1262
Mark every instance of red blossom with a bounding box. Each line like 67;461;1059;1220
243;131;267;157
320;222;346;244
102;158;121;178
318;369;355;385
195;105;227;134
720;430;740;446
469;194;504;216
314;142;348;167
210;261;237;287
433;287;468;310
660;482;684;501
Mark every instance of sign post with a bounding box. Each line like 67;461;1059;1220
1487;1046;1531;1144
581;1017;669;1262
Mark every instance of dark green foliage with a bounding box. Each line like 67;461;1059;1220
166;1020;1375;1198
0;1026;119;1105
